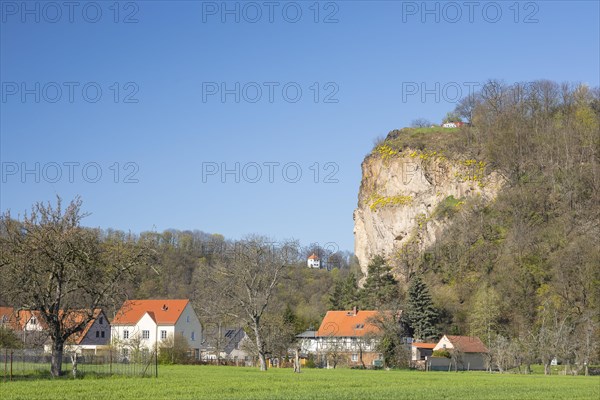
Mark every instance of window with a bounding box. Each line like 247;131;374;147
161;330;167;340
442;344;446;349
186;315;190;323
99;317;104;325
101;331;105;338
30;317;37;325
95;330;100;338
142;330;150;339
191;331;195;341
123;330;129;339
351;354;358;362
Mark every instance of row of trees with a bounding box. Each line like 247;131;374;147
0;197;353;375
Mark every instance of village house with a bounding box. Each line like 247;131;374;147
201;327;252;366
442;121;464;128
1;307;111;354
111;299;202;360
411;342;437;362
314;308;383;368
307;253;321;269
43;309;111;356
430;335;489;371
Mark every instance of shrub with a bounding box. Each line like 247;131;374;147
432;349;451;358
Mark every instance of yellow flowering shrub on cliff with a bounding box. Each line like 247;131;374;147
409;149;446;161
455;159;487;187
374;144;398;164
369;194;413;211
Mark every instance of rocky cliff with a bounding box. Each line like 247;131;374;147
353;140;504;278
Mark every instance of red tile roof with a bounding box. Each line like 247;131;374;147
11;309;46;330
0;307;13;321
308;253;320;260
64;309;105;345
112;299;190;325
412;342;437;349
446;335;489;353
316;310;381;337
1;308;104;343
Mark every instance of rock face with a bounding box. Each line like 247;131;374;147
353;146;503;277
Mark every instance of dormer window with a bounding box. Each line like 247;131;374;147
354;324;364;329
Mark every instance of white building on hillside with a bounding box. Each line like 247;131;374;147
111;299;202;360
307;253;321;269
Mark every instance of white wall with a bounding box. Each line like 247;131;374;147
174;303;202;351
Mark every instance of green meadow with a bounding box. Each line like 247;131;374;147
1;365;599;400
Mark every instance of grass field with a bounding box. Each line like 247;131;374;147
2;365;599;400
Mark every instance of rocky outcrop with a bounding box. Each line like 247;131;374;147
353;145;504;277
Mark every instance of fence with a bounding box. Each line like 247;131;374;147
1;348;157;380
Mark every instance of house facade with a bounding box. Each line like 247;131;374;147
431;335;489;370
111;299;202;360
201;327;252;365
307;253;321;269
43;309;111;355
411;342;436;361
313;308;383;368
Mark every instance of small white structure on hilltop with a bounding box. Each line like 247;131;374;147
307;253;321;269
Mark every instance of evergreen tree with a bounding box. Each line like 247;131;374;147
329;273;358;310
359;256;400;309
406;276;438;340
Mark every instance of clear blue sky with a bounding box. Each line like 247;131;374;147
1;1;599;252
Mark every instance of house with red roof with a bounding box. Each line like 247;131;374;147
1;307;110;353
314;308;384;368
111;299;202;360
307;253;321;269
43;309;111;355
411;342;437;362
431;335;489;370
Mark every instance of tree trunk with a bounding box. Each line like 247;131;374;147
71;352;78;379
293;348;301;373
253;322;267;371
51;340;64;377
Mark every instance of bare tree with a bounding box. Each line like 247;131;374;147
0;197;153;376
204;236;296;371
411;118;432;128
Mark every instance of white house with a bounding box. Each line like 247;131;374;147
111;299;202;360
442;121;464;128
313;308;384;367
431;335;489;370
307;253;321;269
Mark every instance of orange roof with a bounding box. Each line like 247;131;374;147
11;309;46;330
2;308;103;340
0;307;14;321
412;342;437;349
317;310;381;337
112;299;190;325
64;309;105;345
446;335;489;353
308;253;320;260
